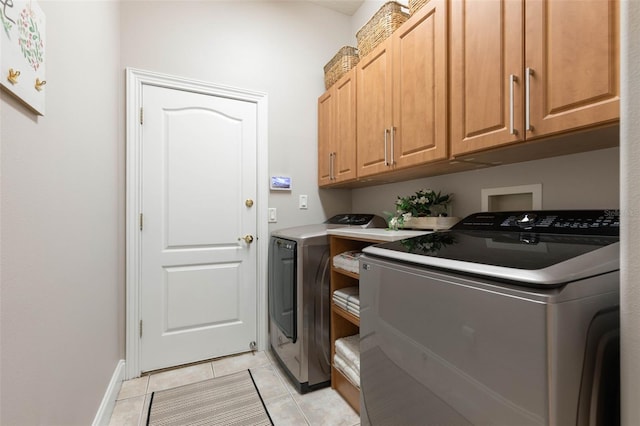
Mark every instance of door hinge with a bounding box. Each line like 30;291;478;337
140;107;143;125
139;213;143;231
139;319;143;338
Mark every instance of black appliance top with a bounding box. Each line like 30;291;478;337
363;210;620;286
325;213;381;226
452;210;619;235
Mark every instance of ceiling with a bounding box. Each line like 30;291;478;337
308;0;364;16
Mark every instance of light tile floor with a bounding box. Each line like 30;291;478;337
108;350;360;426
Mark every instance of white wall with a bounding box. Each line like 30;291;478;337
0;2;122;424
620;0;640;424
0;2;356;423
352;147;620;219
350;0;387;46
120;1;353;230
0;1;633;424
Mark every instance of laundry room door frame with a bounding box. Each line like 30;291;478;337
124;68;269;379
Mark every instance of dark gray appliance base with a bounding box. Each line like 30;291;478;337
270;345;330;394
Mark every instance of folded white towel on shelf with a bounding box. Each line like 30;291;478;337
334;286;359;300
333;294;360;317
333;287;359;315
333;294;348;304
332;251;363;274
333;298;348;310
346;304;360;317
334;353;360;389
335;334;360;371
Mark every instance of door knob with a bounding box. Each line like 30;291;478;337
245;199;254;207
239;235;254;244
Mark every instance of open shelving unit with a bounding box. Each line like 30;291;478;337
329;234;382;414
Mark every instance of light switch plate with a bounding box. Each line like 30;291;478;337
299;195;308;209
268;208;277;222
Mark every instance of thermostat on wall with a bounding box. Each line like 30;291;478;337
270;176;292;191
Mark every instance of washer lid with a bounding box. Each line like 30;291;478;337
271;213;386;241
271;223;340;241
364;211;620;286
364;232;619;286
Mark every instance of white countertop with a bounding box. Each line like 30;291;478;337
327;227;432;242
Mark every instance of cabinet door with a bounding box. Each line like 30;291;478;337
392;0;448;167
357;39;393;178
334;70;357;183
318;89;335;187
525;0;619;138
450;0;524;156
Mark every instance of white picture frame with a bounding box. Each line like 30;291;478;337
1;0;46;115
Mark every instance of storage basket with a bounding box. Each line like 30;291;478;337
408;0;429;15
356;1;410;57
323;46;360;90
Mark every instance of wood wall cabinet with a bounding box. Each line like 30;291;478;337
318;69;357;187
450;0;620;157
357;0;447;178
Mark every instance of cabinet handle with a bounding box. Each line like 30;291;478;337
332;152;336;180
509;74;518;135
384;129;389;166
390;127;396;165
330;152;335;180
525;67;533;132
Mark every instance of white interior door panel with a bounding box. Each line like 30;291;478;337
140;84;257;372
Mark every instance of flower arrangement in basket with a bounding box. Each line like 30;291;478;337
387;189;457;230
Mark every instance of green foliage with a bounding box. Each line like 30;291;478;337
395;189;452;217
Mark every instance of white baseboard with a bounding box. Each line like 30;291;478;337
93;359;126;426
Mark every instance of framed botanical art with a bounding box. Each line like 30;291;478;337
1;0;46;115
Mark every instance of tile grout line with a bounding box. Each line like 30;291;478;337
260;354;310;425
270;355;312;426
136;395;145;426
115;351;352;426
140;375;151;426
294;397;313;426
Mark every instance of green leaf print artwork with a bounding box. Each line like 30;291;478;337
17;6;43;71
1;0;14;38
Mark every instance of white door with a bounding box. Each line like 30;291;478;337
139;84;258;372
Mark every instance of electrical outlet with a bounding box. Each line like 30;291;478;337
299;195;308;209
268;208;277;223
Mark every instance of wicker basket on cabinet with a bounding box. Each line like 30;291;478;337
408;0;429;15
356;1;410;57
323;46;360;90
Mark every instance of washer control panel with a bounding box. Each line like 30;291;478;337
455;210;620;236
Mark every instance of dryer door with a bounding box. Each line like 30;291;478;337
269;237;297;342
